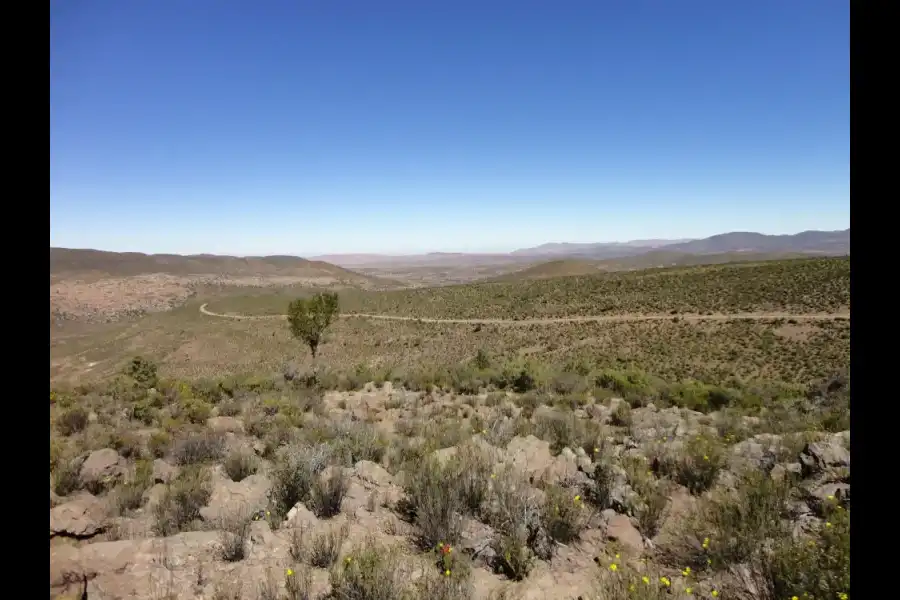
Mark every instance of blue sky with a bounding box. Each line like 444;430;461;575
50;0;849;256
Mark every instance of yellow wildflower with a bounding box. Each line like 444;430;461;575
574;495;581;503
345;556;352;563
682;567;691;576
703;455;709;461
609;563;618;572
286;568;294;577
711;591;718;598
615;553;620;559
444;569;451;576
642;576;650;584
660;577;671;587
838;594;848;600
825;521;833;528
702;537;710;549
685;588;693;594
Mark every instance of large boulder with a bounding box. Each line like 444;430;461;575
50;493;108;539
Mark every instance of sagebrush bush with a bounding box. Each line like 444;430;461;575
659;470;791;570
753;499;849;600
217;505;252;562
171;431;226;465
445;442;494;516
53;459;82;496
153;466;212;536
622;457;670;538
534;410;605;455
148;430;172;458
483;468;544;580
114;458;154;514
592;562;676;600
268;444;330;518
401;456;463;550
308;523;348;568
541;485;590;544
491;527;535;581
662;434;727;495
57;406;89;436
308;468;349;518
284;563;313;600
223;448;258;482
329;540;410;600
331;420;387;465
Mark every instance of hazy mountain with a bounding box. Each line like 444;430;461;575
510;238;694;257
662;229;850;255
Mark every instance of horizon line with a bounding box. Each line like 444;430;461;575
49;226;850;259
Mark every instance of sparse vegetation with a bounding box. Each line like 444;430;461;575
49;257;850;600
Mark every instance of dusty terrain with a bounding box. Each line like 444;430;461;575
50;248;396;322
49;255;850;600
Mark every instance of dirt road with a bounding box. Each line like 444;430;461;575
199;303;849;325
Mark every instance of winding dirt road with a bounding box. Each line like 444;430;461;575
199;303;849;325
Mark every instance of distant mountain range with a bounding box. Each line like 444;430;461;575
313;229;849;267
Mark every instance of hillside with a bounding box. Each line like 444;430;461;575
333;256;851;320
493;259;604;281
494;251;817;282
49;248;397;323
50;247;381;283
663;229;850;255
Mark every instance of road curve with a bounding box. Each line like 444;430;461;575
199;303;849;325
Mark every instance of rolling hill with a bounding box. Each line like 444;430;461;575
49;247;385;285
492;250;823;282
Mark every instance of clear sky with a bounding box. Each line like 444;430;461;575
50;0;849;256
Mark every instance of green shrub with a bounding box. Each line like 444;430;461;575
756;500;849;599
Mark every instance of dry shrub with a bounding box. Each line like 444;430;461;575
308;522;349;568
308;468;349;518
268;443;331;518
400;456;464;550
541;484;590;544
329;539;412;600
114;458;154;514
153;466;212;536
217;505;252;562
223;448;258;482
57;406;89;436
171;431;226;465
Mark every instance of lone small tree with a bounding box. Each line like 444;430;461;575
287;292;340;361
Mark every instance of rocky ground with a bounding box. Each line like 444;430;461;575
50;371;850;600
